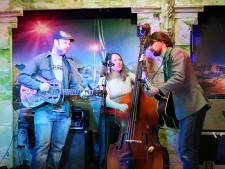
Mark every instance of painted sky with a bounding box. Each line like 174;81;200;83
12;9;140;68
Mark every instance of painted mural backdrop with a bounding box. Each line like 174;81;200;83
13;9;139;88
12;9;142;131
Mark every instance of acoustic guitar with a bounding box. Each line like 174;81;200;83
142;78;179;129
20;76;101;108
155;92;179;129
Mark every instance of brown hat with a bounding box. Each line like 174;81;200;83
53;31;74;42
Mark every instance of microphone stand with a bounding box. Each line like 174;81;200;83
101;60;114;169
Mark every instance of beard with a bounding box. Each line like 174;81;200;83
152;50;161;56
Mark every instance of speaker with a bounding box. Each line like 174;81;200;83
59;129;94;169
199;134;225;165
13;83;25;110
71;107;89;130
203;99;225;130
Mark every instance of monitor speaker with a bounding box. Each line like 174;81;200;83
71;107;89;130
59;129;94;169
199;134;225;165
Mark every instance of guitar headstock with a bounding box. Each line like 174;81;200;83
79;89;103;99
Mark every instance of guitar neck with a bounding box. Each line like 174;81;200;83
62;89;94;95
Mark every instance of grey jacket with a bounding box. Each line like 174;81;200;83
158;47;210;120
18;52;84;117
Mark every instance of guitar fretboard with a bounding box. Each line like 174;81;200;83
62;89;97;96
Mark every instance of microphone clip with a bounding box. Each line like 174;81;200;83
102;60;115;67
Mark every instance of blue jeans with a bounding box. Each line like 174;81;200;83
178;107;207;169
30;110;71;169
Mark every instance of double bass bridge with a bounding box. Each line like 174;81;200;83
125;139;142;144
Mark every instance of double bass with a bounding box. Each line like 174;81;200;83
106;24;169;169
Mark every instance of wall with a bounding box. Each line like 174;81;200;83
1;0;225;168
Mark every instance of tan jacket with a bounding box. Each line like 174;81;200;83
158;47;210;120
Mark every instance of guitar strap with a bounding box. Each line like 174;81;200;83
149;61;163;82
66;58;88;89
66;58;80;75
163;47;174;82
149;47;174;82
66;58;72;74
47;54;55;78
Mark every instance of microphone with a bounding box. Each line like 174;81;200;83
107;60;115;67
102;60;114;75
102;60;115;67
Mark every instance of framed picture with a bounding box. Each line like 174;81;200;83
191;6;225;131
192;19;225;98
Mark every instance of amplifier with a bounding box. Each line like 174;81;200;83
59;130;94;169
200;133;225;165
71;107;88;130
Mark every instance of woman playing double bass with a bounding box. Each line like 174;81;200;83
98;52;147;169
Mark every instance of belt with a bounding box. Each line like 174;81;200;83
100;107;116;115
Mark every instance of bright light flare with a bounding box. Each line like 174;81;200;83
90;43;99;52
34;22;49;34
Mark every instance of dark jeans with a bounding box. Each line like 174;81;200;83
98;113;119;169
178;106;207;169
30;111;71;169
